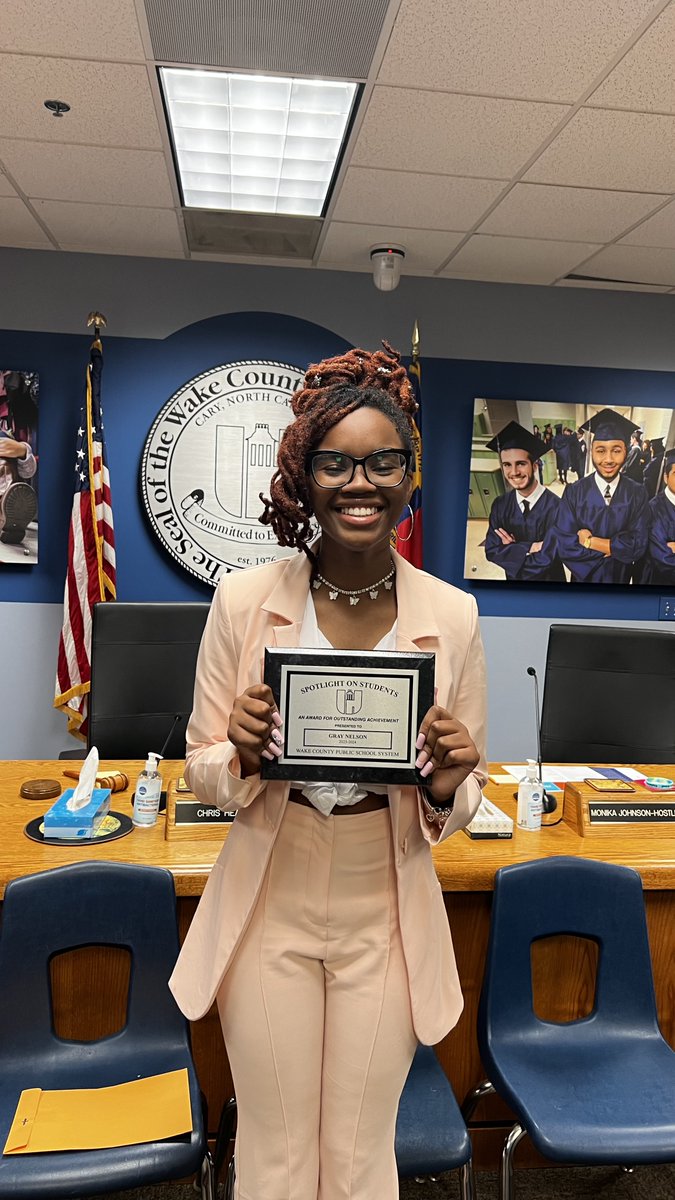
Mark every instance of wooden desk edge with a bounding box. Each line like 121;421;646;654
2;761;674;897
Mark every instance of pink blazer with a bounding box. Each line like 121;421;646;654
169;551;488;1045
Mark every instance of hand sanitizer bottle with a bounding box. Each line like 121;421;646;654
517;759;543;831
132;753;164;827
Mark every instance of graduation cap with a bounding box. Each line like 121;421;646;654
579;408;641;446
649;437;666;455
485;421;548;461
663;448;675;471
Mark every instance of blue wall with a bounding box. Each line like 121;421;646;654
2;310;674;618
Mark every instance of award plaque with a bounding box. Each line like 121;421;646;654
261;647;435;784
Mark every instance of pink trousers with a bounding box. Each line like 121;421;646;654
216;801;417;1200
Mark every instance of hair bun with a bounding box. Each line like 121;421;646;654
293;341;416;417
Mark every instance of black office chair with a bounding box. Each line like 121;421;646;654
84;601;210;759
0;861;213;1199
539;624;675;763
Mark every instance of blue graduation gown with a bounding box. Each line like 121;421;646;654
555;473;649;583
643;455;665;500
552;434;571;469
485;488;565;581
639;492;675;584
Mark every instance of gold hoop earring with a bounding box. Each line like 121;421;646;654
394;503;415;543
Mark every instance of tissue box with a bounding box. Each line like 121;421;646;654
43;788;111;839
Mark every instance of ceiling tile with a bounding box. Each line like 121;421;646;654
479;182;666;242
0;55;162;149
352;88;568;178
0;197;52;248
440;234;600;284
378;0;658;103
525;107;675;191
331;168;505;231
33;201;184;256
588;5;675;114
576;243;675;287
317;223;464;271
0;141;175;207
1;0;146;60
619;197;675;248
0;170;16;197
556;277;672;292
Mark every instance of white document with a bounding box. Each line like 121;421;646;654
502;764;604;783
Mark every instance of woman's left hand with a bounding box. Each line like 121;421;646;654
415;706;479;805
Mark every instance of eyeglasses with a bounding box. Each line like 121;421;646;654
306;448;411;489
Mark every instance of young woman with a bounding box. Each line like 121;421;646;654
170;344;488;1200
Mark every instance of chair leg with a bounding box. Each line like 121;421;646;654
224;1155;236;1200
461;1078;495;1123
459;1157;476;1200
214;1097;237;1181
499;1124;526;1200
199;1149;215;1200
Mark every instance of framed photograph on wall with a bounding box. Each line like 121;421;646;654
0;370;39;565
464;398;675;586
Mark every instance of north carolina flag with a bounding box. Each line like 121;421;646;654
54;337;116;740
395;323;423;567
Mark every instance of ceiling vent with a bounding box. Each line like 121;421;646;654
184;208;322;258
565;272;667;288
144;0;391;79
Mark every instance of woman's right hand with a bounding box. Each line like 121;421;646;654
227;684;283;777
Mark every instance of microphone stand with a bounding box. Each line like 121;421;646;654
526;667;556;814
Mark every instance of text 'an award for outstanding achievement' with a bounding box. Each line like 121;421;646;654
261;648;435;785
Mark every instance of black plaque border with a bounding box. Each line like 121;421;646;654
261;647;434;785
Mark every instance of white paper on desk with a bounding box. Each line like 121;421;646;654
613;767;645;780
502;764;603;783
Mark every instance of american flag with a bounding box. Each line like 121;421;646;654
54;337;116;740
395;321;423;568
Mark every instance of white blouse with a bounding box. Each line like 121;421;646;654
289;593;397;816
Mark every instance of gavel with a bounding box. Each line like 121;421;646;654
62;769;129;793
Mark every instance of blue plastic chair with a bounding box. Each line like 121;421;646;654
0;861;213;1200
215;1044;475;1199
465;856;675;1200
396;1044;475;1198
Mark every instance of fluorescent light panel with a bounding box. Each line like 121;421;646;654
161;68;357;217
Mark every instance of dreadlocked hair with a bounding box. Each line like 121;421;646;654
259;342;417;561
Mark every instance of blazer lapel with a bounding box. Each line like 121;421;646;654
394;555;444;693
261;552;313;649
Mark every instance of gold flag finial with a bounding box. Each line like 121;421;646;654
411;320;420;362
87;312;107;337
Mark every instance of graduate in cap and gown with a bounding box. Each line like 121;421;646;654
555;409;649;583
643;437;667;500
638;448;675;584
484;421;565;581
551;423;571;483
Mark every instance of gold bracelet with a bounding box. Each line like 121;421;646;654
584;534;593;549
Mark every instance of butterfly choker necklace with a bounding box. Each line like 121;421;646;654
312;564;395;605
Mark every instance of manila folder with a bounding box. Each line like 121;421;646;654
3;1068;192;1154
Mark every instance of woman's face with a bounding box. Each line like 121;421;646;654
307;407;413;557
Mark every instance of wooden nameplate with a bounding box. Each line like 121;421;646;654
564;780;675;837
164;780;235;840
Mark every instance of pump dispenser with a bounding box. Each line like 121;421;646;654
516;759;543;832
132;753;164;827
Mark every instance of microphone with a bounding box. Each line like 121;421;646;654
159;713;184;760
157;714;185;813
525;667;557;815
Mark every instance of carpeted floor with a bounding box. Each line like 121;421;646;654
84;1162;675;1199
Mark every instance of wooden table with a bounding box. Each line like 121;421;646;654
3;760;674;1169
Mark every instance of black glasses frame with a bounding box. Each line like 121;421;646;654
306;448;412;489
